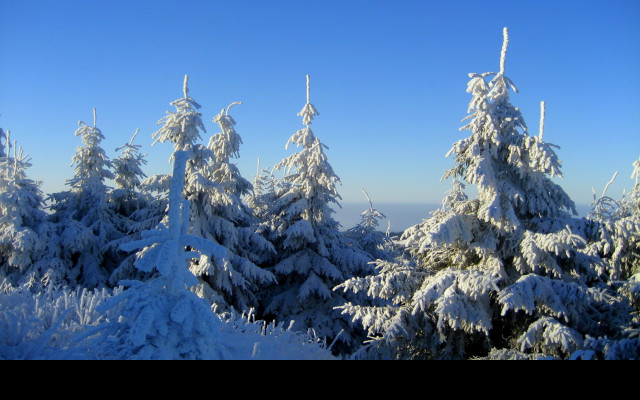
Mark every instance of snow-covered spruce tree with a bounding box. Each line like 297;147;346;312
0;134;63;288
108;129;164;286
339;28;629;360
618;155;640;275
259;75;372;354
187;101;276;312
346;188;394;261
95;150;228;360
587;169;640;282
48;108;123;288
576;156;640;359
151;76;275;313
144;75;209;209
110;129;149;216
246;158;278;223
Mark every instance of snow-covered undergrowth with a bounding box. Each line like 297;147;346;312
0;282;334;360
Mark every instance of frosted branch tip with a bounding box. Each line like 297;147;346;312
500;27;509;75
183;75;189;98
539;101;546;141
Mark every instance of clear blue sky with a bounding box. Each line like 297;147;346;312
1;0;639;208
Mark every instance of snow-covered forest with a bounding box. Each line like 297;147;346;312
1;28;638;360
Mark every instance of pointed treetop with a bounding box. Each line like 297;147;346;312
129;128;140;146
93;107;98;127
499;27;509;75
183;74;189;98
226;101;242;116
213;101;242;133
362;187;373;211
539;101;546;141
632;155;640;184
116;128;142;153
298;74;319;126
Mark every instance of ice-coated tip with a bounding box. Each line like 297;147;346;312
129;128;140;146
539;101;546;141
183;74;189;98
226;101;242;115
500;27;509;75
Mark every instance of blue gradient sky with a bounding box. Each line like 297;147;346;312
1;0;639;208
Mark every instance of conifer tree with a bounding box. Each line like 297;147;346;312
188;101;276;312
260;75;371;353
151;76;275;313
108;129;164;285
346;188;394;261
587;172;638;281
96;150;228;360
0;133;62;288
339;28;630;360
246;158;278;223
110;129;160;232
587;150;640;280
575;155;640;359
111;129;148;215
67;109;115;196
49;109;122;288
619;155;640;349
142;77;209;214
0;136;44;272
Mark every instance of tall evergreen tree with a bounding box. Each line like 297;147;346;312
108;129;164;286
111;129;148;215
0;133;62;288
246;158;278;223
188;101;276;312
339;28;630;360
151;76;275;313
260;75;371;353
97;150;228;360
49;109;122;288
